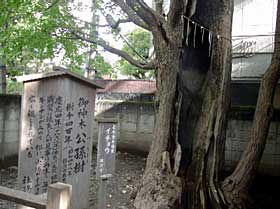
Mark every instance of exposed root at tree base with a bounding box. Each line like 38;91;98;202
134;168;182;209
221;181;256;209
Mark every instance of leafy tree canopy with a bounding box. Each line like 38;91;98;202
0;0;113;93
0;0;83;69
116;29;154;79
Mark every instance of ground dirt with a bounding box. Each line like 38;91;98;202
0;151;279;209
0;150;146;209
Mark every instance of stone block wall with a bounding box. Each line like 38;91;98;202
93;93;154;154
1;92;280;176
0;94;21;166
225;119;280;176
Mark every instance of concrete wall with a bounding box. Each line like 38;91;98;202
94;92;280;176
0;94;21;166
233;0;276;44
1;92;280;176
232;54;272;78
93;93;154;153
232;0;276;78
226;119;280;176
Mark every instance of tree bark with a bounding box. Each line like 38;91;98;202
135;40;183;209
135;0;233;209
106;0;279;208
0;64;7;94
222;1;280;208
182;1;233;209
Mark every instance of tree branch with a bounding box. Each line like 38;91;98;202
73;16;135;29
153;0;164;15
73;16;109;28
112;0;150;31
124;0;169;44
168;0;187;27
185;0;197;17
125;0;165;28
71;31;156;70
45;0;59;11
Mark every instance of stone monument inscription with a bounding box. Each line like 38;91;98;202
18;73;98;209
96;121;118;178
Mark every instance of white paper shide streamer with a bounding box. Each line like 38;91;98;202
201;26;205;44
208;31;212;56
185;18;190;46
193;22;197;48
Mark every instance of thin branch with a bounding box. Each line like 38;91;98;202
45;0;59;11
73;16;133;29
73;16;109;28
71;31;156;70
112;0;150;31
118;33;147;62
119;18;133;24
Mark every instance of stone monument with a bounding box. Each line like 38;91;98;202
17;67;102;209
96;118;118;209
96;118;118;178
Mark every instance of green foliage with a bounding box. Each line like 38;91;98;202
0;0;153;94
68;66;84;76
7;78;22;94
89;53;113;78
117;29;154;79
0;1;80;63
0;0;91;93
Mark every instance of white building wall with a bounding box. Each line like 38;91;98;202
232;0;277;77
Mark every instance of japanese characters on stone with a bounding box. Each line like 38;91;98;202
21;95;91;194
97;122;117;178
17;71;99;209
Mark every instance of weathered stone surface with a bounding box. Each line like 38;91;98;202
96;121;118;178
18;74;97;209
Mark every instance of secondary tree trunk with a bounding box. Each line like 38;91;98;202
222;1;280;208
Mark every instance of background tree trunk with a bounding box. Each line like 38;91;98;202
0;64;7;94
222;1;280;208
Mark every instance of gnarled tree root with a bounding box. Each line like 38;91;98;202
134;168;182;209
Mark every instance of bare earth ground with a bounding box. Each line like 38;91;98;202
1;151;280;209
0;150;146;209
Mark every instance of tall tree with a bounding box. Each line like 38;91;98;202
222;1;280;208
74;0;234;208
83;1;279;208
85;0;99;79
8;0;274;208
2;0;277;208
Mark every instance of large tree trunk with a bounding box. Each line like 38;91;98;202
135;42;183;209
135;0;233;209
182;1;233;209
222;1;280;208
